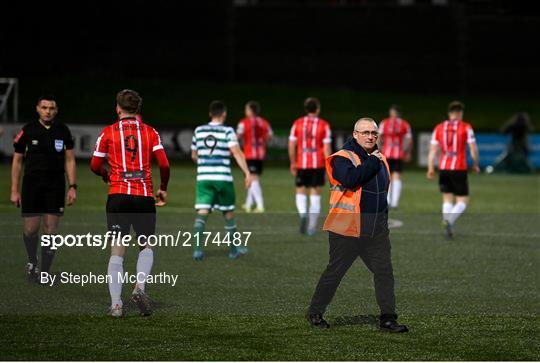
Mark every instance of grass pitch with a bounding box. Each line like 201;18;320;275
0;164;538;360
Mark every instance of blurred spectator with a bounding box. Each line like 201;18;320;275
500;112;534;155
493;112;535;173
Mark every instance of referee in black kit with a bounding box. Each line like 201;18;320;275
10;95;77;282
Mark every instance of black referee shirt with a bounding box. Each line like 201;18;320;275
13;120;74;176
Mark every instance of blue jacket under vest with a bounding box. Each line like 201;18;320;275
330;137;390;238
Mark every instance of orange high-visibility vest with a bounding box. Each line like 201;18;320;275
323;149;390;237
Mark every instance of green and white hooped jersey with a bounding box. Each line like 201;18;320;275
191;121;238;182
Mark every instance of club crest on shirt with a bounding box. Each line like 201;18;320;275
54;139;64;152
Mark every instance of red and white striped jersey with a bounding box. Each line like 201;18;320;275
236;116;273;160
379;117;412;160
289;116;332;169
93;116;163;196
431;120;476;171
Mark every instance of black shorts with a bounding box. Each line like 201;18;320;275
21;174;65;216
106;194;156;244
295;168;326;187
439;170;469;196
387;158;404;173
247;160;264;175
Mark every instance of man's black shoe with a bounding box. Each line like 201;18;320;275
380;319;409;333
306;313;330;329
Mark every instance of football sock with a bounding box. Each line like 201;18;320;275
193;214;208;251
224;216;238;254
391;179;402;208
108;255;124;308
295;193;307;215
135;248;153;292
448;201;467;226
308;195;321;232
40;235;56;273
442;202;454;222
245;186;254;209
252;179;264;209
23;233;39;266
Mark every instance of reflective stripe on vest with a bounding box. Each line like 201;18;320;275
342;149;360;167
329;202;355;211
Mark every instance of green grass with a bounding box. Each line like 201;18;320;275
0;164;539;360
17;76;540;131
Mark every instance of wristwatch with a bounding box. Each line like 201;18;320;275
69;184;78;190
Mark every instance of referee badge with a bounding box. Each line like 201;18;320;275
54;139;64;152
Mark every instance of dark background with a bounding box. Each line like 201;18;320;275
2;0;539;94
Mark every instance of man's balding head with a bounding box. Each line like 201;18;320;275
353;117;379;152
354;118;378;131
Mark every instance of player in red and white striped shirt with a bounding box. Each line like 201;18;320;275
427;101;479;239
237;101;273;213
378;105;413;209
90;90;170;317
288;97;332;235
92;116;168;197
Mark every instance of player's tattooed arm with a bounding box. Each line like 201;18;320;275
154;148;170;207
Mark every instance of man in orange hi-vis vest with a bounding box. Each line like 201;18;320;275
306;118;408;333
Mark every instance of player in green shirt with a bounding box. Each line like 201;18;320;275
190;100;253;260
